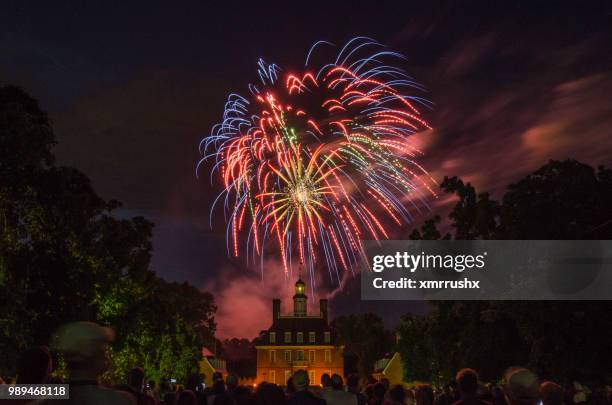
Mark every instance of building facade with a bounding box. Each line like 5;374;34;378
199;347;228;388
255;279;344;386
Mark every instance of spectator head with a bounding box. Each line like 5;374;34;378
540;382;564;405
286;377;296;394
177;389;197;405
16;346;52;384
128;367;145;392
51;321;114;377
389;385;406;404
213;379;226;395
456;368;480;396
503;368;539;405
365;384;375;399
149;380;156;389
321;373;332;388
331;374;344;390
235;386;254;405
373;382;387;400
227;374;238;389
164;392;176;404
186;373;201;391
293;370;309;391
492;386;508;405
213;371;224;382
256;383;286;405
416;384;434;405
381;378;390;391
347;374;360;390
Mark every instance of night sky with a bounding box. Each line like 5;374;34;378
2;1;612;338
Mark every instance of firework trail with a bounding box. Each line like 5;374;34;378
199;37;436;281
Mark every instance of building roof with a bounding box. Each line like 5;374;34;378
200;356;227;373
272;315;330;332
255;315;335;346
374;352;400;374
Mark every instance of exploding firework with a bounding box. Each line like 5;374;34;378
199;37;436;279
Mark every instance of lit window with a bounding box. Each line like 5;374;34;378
269;350;276;363
309;370;316;384
284;332;291;343
296;350;304;361
308;331;316;343
309;350;315;363
324;349;331;363
269;370;276;383
269;332;276;343
324;331;331;343
285;370;292;384
285;350;292;363
297;332;304;343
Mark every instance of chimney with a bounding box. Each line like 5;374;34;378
320;299;328;321
273;299;281;322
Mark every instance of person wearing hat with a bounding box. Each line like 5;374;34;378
288;370;326;405
35;321;136;405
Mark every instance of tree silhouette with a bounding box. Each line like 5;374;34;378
402;159;612;385
0;85;216;382
332;313;394;377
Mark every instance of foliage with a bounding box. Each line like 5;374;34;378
331;313;394;377
218;338;257;378
0;85;216;382
403;159;612;385
395;314;438;383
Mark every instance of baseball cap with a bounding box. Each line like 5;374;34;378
51;322;115;362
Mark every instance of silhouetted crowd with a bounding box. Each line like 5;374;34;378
1;322;611;405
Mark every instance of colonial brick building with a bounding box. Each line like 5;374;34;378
255;279;344;386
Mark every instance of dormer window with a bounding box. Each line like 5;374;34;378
269;332;276;343
308;331;316;343
284;331;292;343
324;331;331;343
297;332;304;343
